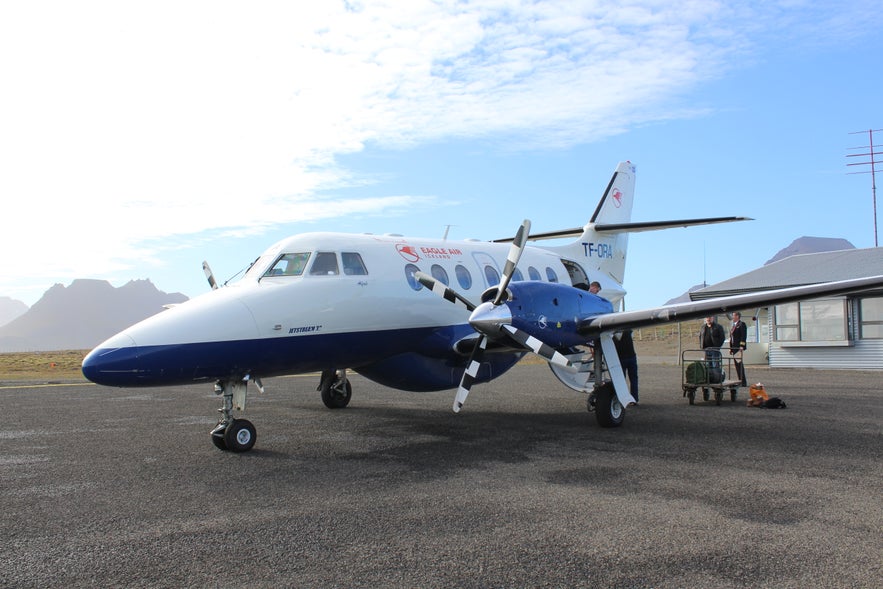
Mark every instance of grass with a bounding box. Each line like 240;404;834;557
0;350;90;381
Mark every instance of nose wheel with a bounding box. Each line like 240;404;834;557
211;419;257;452
210;379;258;452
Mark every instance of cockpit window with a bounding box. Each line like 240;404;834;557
310;252;340;275
264;252;311;277
341;252;368;275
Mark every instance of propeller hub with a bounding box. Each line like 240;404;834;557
469;301;512;336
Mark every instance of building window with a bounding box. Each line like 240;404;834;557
860;297;883;339
774;298;848;342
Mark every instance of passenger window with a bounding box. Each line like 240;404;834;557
341;252;368;275
455;264;472;290
264;252;310;277
528;266;541;281
545;267;559;283
405;264;422;291
310;252;339;275
512;268;524;282
431;264;449;285
484;265;500;286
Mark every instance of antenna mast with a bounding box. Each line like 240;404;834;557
847;128;882;247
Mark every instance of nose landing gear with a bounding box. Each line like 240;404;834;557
210;379;258;452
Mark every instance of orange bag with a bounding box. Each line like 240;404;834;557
748;383;768;406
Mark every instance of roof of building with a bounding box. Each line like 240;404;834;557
690;247;883;300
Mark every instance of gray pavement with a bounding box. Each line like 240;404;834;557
1;363;881;588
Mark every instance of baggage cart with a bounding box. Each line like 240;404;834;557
681;348;743;405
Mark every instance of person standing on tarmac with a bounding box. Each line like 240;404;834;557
699;316;725;399
699;316;725;349
729;312;748;386
614;329;639;405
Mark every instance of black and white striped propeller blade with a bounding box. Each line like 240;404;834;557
493;219;530;305
415;271;476;312
501;325;573;369
453;335;487;413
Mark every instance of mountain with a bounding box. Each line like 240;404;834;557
0;296;28;328
0;279;188;352
764;236;855;265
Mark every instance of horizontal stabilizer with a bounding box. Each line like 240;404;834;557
493;216;751;242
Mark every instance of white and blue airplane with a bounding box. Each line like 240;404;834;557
82;162;883;452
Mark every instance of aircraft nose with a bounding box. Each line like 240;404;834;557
469;301;513;336
81;334;140;386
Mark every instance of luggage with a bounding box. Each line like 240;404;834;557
705;349;723;384
685;361;706;385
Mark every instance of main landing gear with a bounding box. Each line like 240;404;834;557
585;339;625;428
319;369;352;409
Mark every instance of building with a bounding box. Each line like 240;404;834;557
690;247;883;370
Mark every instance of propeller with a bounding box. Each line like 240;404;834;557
203;261;219;290
419;219;571;412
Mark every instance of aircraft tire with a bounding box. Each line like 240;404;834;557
211;432;228;451
321;378;352;409
224;419;257;453
594;382;624;428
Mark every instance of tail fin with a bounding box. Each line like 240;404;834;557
536;161;748;306
544;162;636;295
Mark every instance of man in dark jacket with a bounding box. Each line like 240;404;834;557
729;312;748;386
699;317;725;398
699;316;725;350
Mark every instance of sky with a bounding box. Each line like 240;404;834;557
1;0;881;313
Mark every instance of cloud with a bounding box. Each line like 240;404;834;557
0;0;875;302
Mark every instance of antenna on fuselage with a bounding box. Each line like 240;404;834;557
443;225;455;240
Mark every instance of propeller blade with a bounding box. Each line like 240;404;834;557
203;261;219;290
502;325;573;369
415;271;476;312
493;219;530;305
453;335;487;413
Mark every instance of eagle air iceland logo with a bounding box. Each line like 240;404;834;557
612;187;623;208
396;244;420;263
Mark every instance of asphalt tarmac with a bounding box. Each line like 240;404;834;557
2;362;881;588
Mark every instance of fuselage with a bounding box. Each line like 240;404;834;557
82;231;606;391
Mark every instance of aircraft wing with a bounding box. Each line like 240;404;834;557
578;274;883;336
493;217;752;242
